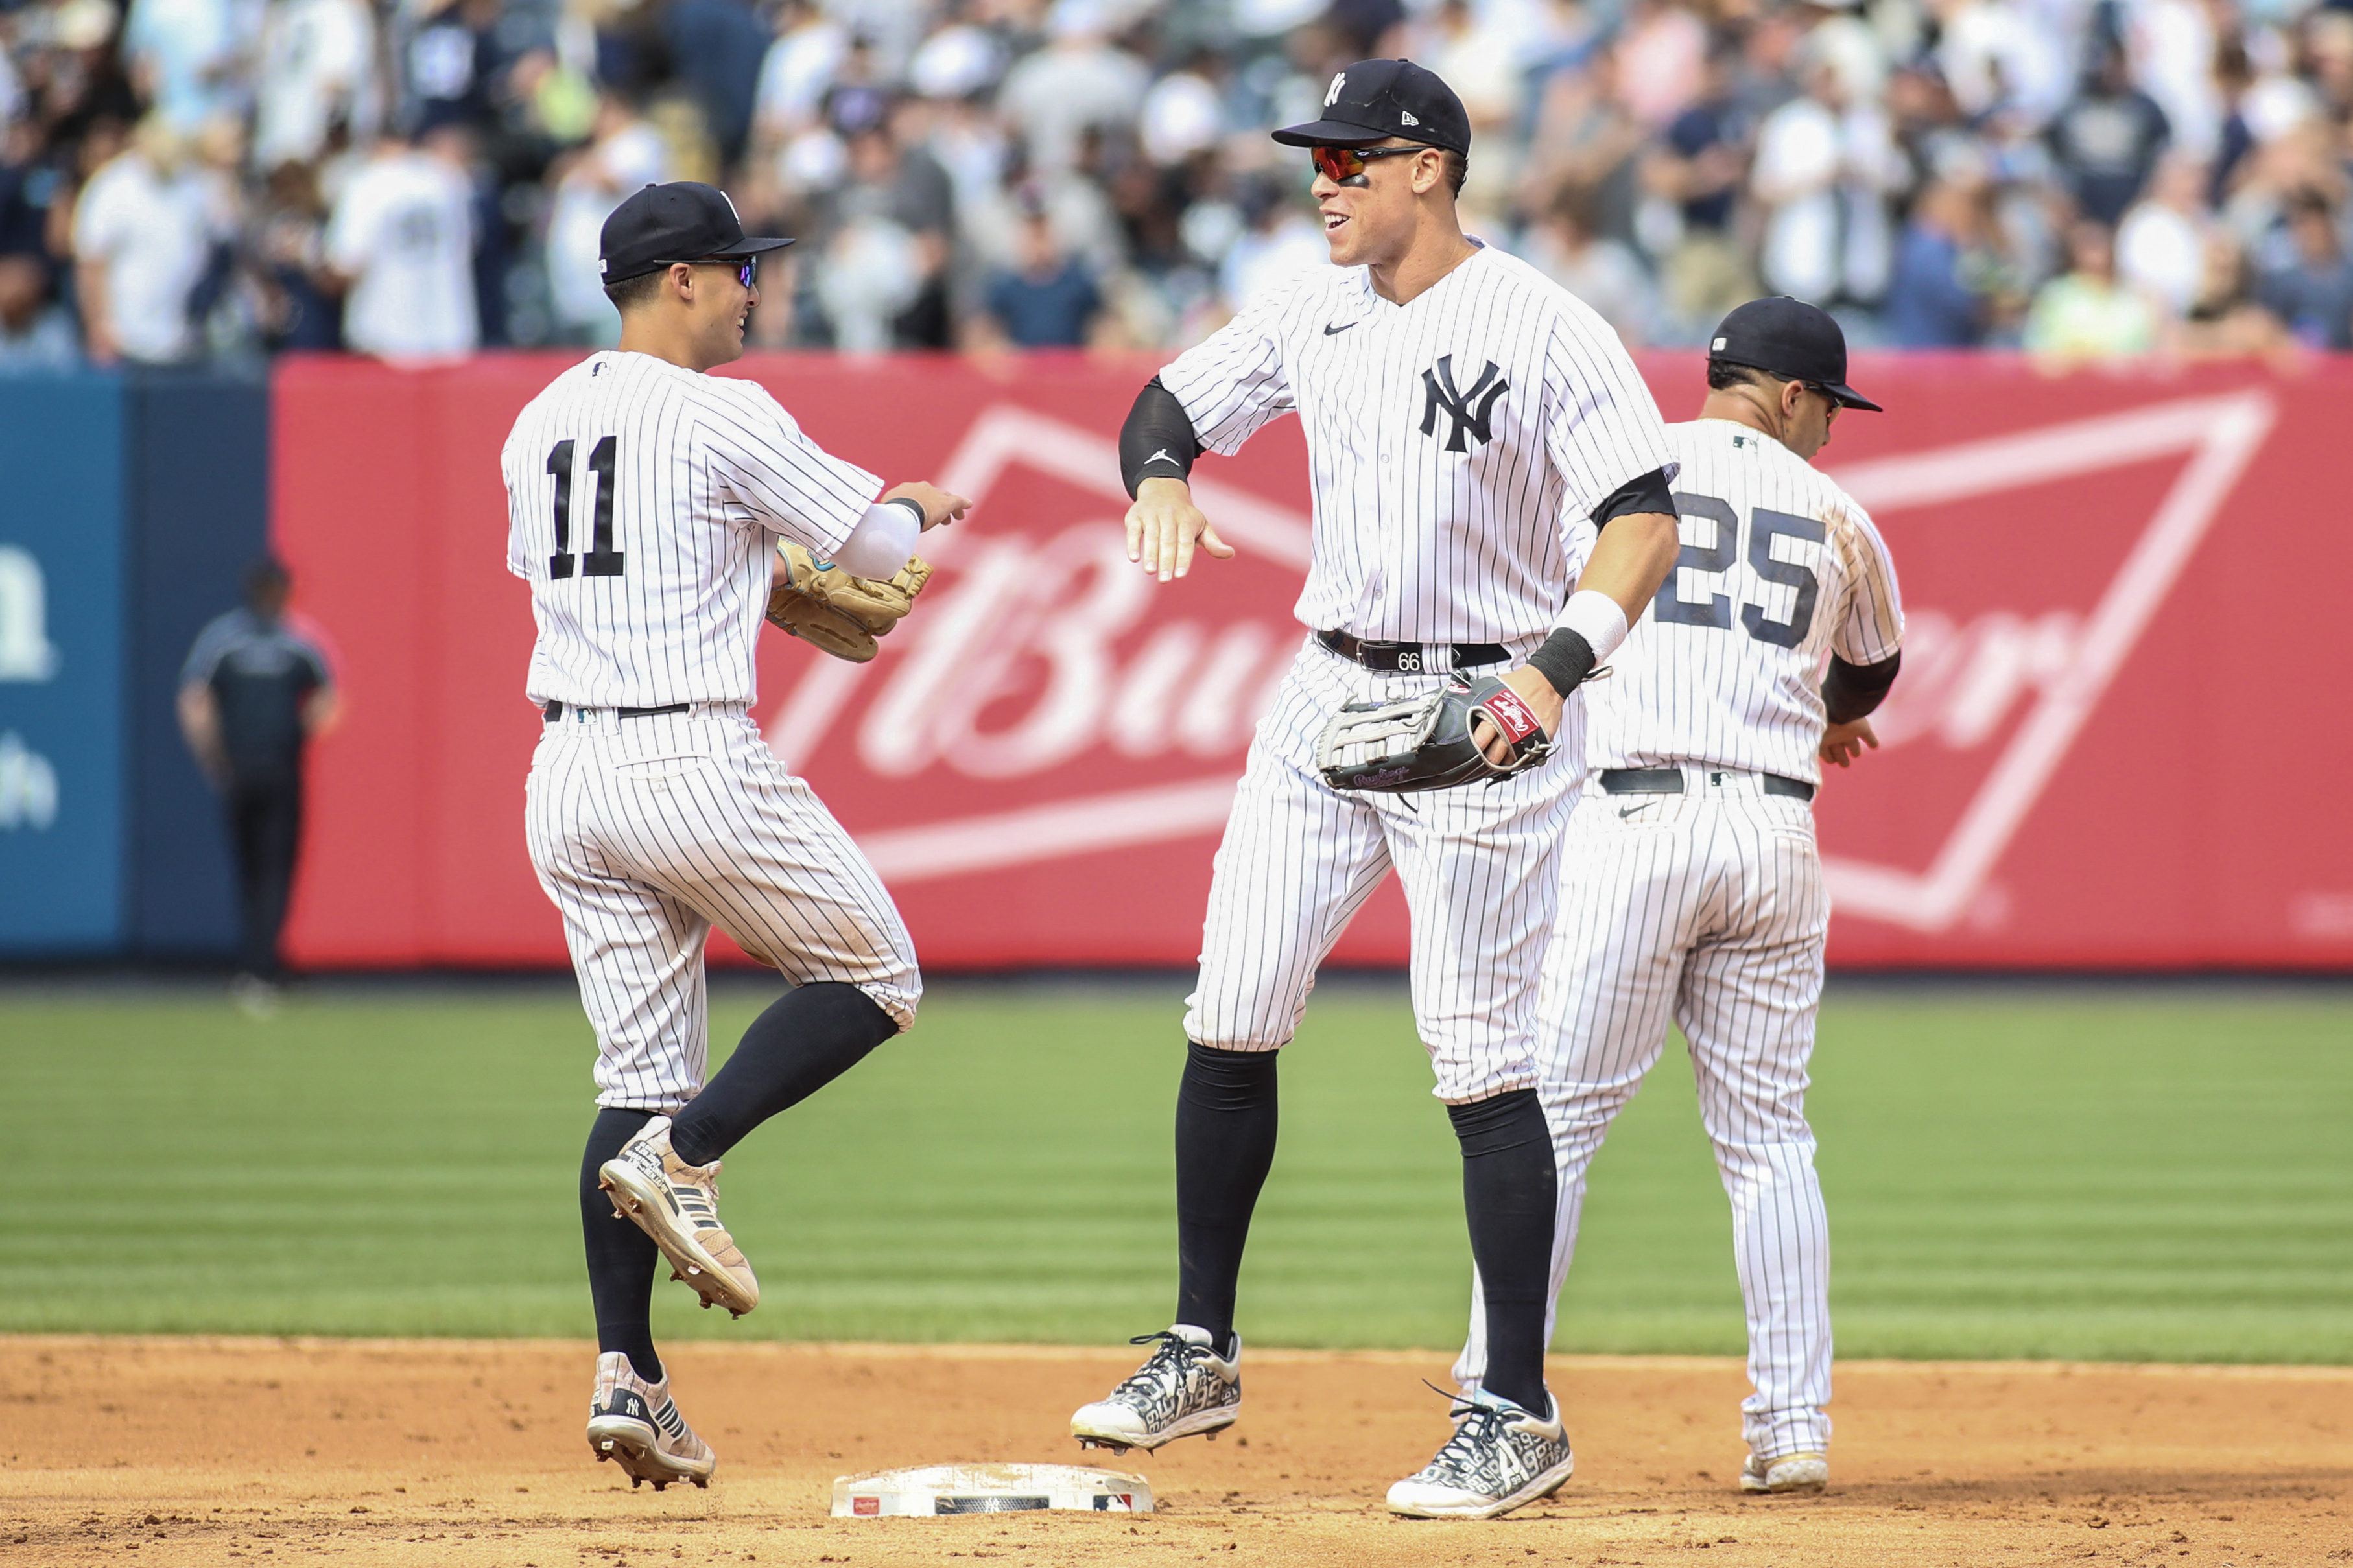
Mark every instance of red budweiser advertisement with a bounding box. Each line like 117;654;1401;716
274;352;2353;971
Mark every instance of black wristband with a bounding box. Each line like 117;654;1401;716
1525;627;1598;697
1120;376;1202;498
1589;465;1676;528
1823;650;1901;723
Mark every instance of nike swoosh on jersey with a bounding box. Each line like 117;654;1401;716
1618;802;1657;819
1323;321;1358;335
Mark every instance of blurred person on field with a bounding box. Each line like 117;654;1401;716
2116;150;2214;318
2022;217;2157;362
1751;25;1906;305
71;113;235;364
547;93;670;344
995;0;1148;176
252;0;378;173
0;251;81;371
971;202;1103;349
179;556;340;1012
1519;184;1653;347
2048;36;2171;228
2255;189;2353;351
324;124;479;362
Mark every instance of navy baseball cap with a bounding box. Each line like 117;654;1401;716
1272;58;1472;156
599;182;794;286
1707;296;1882;411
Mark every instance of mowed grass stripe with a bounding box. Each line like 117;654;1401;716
1;983;2345;1361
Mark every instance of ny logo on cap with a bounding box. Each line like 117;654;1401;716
1325;71;1346;106
1419;355;1509;453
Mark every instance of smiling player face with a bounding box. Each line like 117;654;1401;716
1310;141;1444;270
679;259;758;368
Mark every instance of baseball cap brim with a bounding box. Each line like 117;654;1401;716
709;235;797;259
1271;119;1402;147
1819;380;1882;412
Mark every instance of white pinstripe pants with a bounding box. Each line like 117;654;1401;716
1183;638;1585;1103
1455;767;1833;1459
524;704;921;1114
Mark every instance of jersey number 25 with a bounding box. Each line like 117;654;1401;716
1652;493;1818;649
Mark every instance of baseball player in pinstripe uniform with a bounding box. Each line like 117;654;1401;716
501;182;968;1491
1452;297;1905;1497
1067;60;1686;1519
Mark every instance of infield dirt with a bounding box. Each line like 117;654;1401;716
3;1337;2347;1567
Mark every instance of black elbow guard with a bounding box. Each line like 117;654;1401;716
1823;651;1901;724
1120;376;1201;498
1590;465;1676;528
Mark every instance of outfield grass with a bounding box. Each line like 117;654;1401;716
3;979;2346;1362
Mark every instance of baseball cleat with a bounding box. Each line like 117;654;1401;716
1386;1387;1574;1520
585;1352;716;1491
598;1116;759;1317
1070;1326;1241;1453
1740;1450;1828;1493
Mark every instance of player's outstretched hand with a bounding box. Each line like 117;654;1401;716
1820;717;1880;769
1126;476;1234;583
884;481;973;530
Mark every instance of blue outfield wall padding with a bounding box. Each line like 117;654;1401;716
0;373;127;952
124;369;272;960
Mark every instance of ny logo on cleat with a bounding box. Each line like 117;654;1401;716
1419;355;1508;453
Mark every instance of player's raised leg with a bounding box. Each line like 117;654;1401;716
1072;655;1390;1455
1677;806;1832;1491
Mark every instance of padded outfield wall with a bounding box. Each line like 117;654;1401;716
4;355;2350;968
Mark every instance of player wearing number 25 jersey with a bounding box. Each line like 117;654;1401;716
501;181;968;1492
1453;297;1904;1498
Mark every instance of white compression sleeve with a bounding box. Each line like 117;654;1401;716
830;497;923;579
1554;589;1629;664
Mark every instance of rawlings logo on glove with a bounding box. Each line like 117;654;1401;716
1316;674;1555;793
766;540;932;663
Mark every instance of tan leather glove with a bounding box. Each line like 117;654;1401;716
765;540;933;664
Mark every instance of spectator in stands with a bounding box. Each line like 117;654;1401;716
975;204;1102;349
1886;174;2005;347
2048;38;2171;228
2256;189;2353;351
663;0;768;167
1519;185;1654;347
71;113;233;364
401;0;507;139
2118;151;2216;318
252;0;379;174
2024;218;2158;361
1641;38;1755;340
1751;26;1905;307
545;93;668;345
995;0;1148;177
123;0;243;133
0;251;80;371
324;124;478;362
178;556;339;1015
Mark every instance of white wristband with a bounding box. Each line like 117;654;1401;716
1557;589;1629;664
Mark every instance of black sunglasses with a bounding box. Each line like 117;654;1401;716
1310;144;1427;184
659;257;759;288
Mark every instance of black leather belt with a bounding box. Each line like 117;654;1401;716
1599;766;1815;802
1317;629;1510;673
542;700;692;723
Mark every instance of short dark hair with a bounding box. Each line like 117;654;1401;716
1442;148;1467;199
243;556;290;608
1706;359;1777;393
602;268;668;312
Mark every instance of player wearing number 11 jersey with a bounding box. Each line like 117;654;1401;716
501;181;968;1492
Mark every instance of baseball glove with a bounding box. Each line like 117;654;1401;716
1316;674;1554;793
766;541;932;664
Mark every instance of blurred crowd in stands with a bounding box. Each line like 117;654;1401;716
3;0;2351;371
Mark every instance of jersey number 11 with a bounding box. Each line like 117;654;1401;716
547;437;625;579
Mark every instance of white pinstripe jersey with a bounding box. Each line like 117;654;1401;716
1156;244;1677;644
1589;418;1905;783
502;351;881;708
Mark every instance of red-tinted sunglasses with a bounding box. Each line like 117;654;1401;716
1310;144;1426;183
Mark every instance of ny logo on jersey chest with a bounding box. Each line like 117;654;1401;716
1419;355;1508;452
